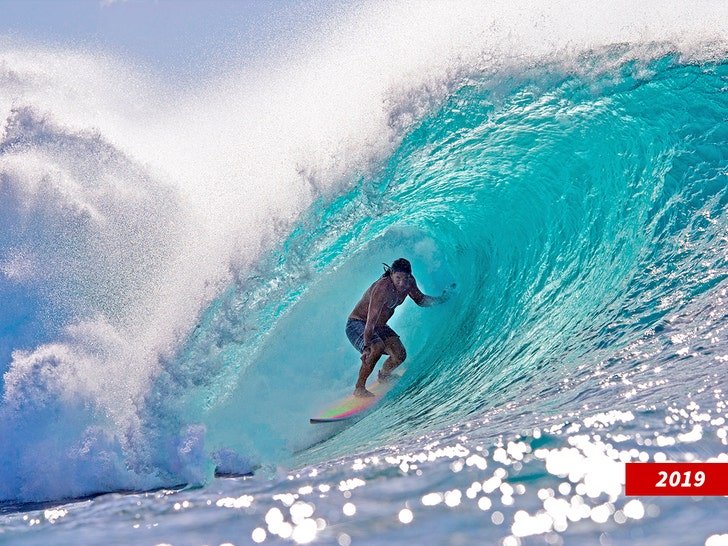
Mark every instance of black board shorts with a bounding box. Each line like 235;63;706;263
345;318;399;353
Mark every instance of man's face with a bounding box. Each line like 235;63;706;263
391;271;413;292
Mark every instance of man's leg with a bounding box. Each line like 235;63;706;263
354;341;385;396
379;336;406;380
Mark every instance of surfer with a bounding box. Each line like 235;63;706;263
346;258;453;397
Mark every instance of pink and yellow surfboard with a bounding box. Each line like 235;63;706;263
309;376;399;424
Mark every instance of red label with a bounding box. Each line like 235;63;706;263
626;462;728;496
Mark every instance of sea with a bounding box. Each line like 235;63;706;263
1;2;727;545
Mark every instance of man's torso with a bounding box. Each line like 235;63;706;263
348;277;407;324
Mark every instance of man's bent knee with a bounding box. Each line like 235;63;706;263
385;339;406;364
363;341;385;360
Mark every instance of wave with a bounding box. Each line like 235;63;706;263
195;55;728;471
1;1;727;502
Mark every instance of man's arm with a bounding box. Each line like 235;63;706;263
409;279;455;307
363;281;388;347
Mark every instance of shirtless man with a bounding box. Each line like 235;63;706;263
345;258;453;397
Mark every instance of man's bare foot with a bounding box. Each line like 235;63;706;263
353;387;375;398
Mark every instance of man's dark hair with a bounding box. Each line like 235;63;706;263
382;257;412;277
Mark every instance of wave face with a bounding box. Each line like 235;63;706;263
1;2;728;505
191;55;728;471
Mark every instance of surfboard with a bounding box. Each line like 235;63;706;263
309;374;401;424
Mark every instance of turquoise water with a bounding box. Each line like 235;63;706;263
1;15;728;546
178;55;728;472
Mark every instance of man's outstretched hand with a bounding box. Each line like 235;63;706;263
438;283;457;304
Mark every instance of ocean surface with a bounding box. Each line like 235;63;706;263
1;2;728;545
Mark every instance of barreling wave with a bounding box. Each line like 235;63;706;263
184;54;728;472
1;1;727;503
